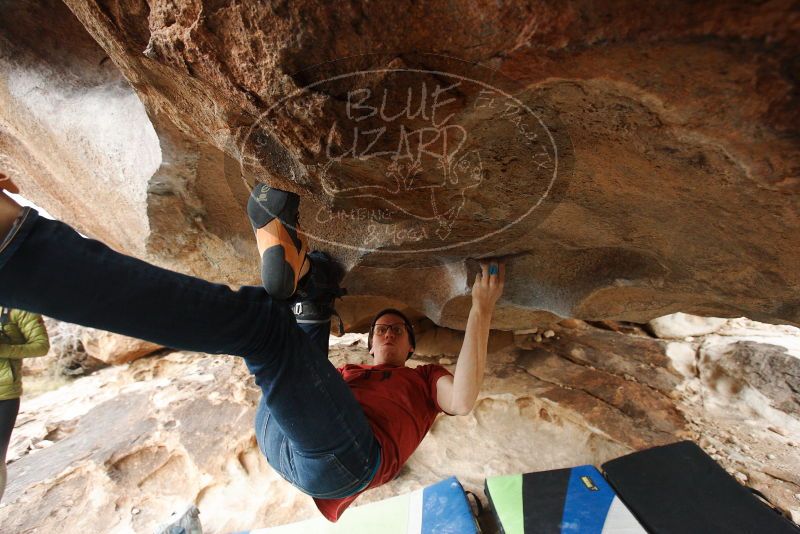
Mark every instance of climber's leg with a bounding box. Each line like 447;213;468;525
0;207;378;499
247;254;378;499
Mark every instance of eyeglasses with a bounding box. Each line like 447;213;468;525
374;323;407;337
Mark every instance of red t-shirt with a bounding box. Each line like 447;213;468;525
313;363;453;521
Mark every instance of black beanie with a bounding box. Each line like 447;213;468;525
368;308;416;359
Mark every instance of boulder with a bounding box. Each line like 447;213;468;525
80;329;164;365
413;320;515;359
1;1;798;329
649;312;728;339
698;336;800;417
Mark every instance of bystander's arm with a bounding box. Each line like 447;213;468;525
0;311;50;359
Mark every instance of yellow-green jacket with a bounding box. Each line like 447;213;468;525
0;307;50;400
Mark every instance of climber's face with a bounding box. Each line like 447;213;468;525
370;313;414;366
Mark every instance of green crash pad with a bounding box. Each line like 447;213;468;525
485;465;646;534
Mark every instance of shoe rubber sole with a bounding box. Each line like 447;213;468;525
248;183;308;300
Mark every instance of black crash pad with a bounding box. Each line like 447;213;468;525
602;440;800;534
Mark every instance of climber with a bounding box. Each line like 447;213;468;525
0;175;504;521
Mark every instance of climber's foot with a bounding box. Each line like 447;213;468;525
290;250;348;335
247;183;309;300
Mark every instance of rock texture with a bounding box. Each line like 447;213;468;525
2;1;799;329
0;0;158;256
0;0;258;282
81;329;164;365
2;320;799;532
649;312;729;339
22;320;162;385
653;316;800;521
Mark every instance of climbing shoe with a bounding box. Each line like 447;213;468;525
290;250;347;335
247;183;309;300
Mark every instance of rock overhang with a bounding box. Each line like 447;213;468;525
0;0;797;330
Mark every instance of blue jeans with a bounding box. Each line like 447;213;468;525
0;209;380;499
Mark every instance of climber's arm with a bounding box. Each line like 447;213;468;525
436;262;505;416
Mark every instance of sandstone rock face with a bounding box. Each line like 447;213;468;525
0;0;158;255
80;329;164;365
2;322;798;532
655;315;800;416
664;323;800;521
0;0;259;283
2;1;799;329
